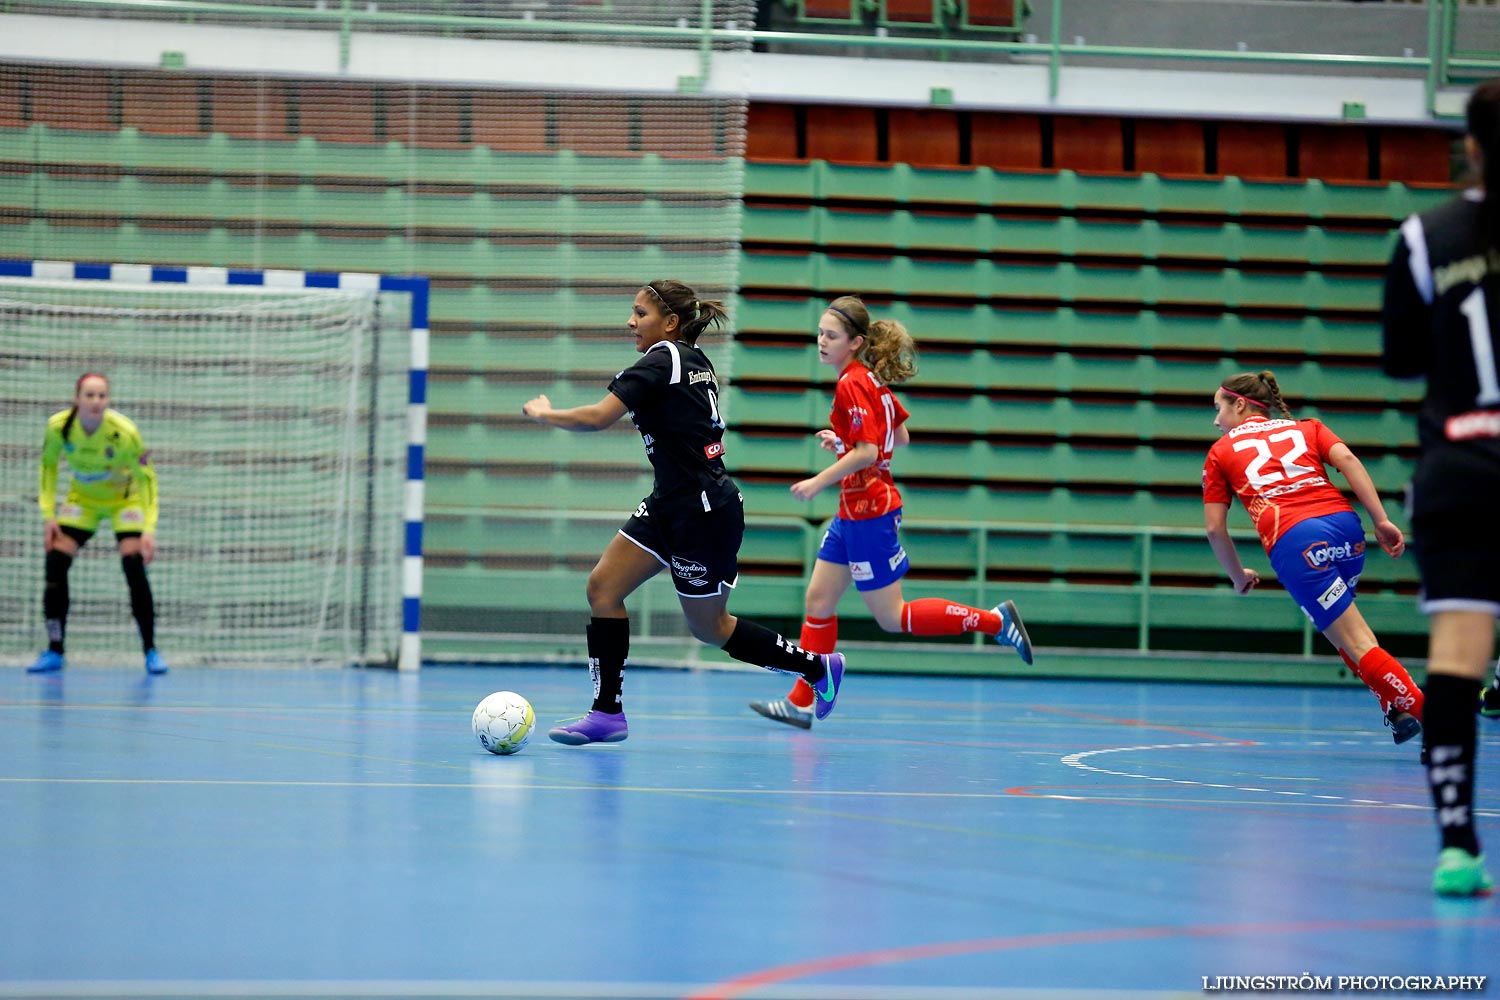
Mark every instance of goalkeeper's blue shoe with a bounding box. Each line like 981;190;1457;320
811;653;844;721
144;649;167;675
26;650;64;674
991;600;1034;665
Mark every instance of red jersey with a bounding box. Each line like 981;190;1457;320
1202;415;1354;552
829;360;910;521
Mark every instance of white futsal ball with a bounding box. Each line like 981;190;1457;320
472;691;535;755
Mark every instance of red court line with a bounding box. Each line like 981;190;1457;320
683;916;1500;1000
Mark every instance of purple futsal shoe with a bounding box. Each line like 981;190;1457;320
548;710;628;746
811;652;845;721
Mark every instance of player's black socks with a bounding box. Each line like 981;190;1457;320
1423;673;1482;855
43;549;72;654
120;553;155;655
588;616;629;714
721;618;823;682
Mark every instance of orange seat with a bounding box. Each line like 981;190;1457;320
888;108;960;168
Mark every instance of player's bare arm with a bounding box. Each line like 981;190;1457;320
522;392;629;432
1325;442;1405;558
1204;502;1259;594
791;439;878;501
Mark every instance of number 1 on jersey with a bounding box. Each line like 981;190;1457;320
1460;287;1500;407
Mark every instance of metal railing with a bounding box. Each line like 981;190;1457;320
429;505;1366;656
4;0;1496;115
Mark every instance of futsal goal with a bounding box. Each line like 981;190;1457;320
0;260;427;669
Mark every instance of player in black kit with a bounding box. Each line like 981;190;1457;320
522;279;845;745
1382;78;1500;896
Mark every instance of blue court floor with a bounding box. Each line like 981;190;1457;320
0;663;1494;1000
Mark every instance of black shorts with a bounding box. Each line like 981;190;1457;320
58;525;141;547
1412;509;1500;615
619;489;743;599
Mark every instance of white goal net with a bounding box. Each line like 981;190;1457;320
0;275;409;667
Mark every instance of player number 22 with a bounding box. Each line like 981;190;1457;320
1233;429;1316;489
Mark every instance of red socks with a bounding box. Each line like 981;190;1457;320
784;601;1002;708
1341;646;1424;721
787;616;837;708
901;599;1000;637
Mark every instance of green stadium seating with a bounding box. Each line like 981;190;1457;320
743;160;1450;223
0;109;1445;666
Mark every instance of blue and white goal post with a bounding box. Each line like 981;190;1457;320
0;260;428;671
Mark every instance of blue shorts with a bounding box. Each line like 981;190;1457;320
1268;511;1366;632
816;509;910;592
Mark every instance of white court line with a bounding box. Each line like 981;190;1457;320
1058;741;1500;817
0;776;1012;798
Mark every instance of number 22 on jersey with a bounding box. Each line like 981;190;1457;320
1233;429;1316;490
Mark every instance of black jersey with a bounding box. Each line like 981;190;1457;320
608;339;736;505
1383;190;1500;514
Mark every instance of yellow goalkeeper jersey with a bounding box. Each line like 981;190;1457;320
39;408;159;531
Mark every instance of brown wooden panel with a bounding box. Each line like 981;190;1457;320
296;82;378;144
1300;124;1369;182
805;104;878;164
1379;126;1454;184
31;69;113;131
645;100;722;160
746;102;800;161
556;94;634;156
803;0;855;18
0;71;24;128
884;0;937;23
387;88;466;149
1135;118;1205;176
1054;115;1124;173
209;78;292;141
965;0;1017;27
888;108;959;168
970;112;1042;170
122;75;203;136
1217;121;1287;179
471;92;549;152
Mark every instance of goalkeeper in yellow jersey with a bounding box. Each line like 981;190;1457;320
29;373;165;675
